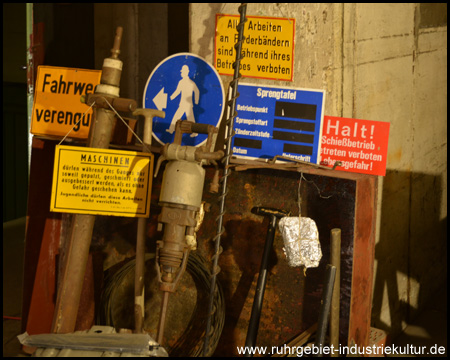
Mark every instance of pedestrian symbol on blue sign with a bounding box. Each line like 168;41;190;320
167;65;200;135
143;53;225;146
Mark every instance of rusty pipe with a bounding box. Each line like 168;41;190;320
195;149;224;162
314;264;336;357
52;104;117;335
52;105;117;334
157;291;170;345
330;228;341;355
209;160;220;193
82;94;137;113
51;27;124;334
173;120;218;153
51;214;96;333
134;217;146;334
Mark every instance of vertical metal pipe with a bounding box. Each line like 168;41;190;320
202;4;247;356
134;217;146;333
314;264;336;357
244;216;277;354
330;228;341;356
87;107;117;149
134;111;157;334
51;214;96;333
157;291;170;345
51;27;123;334
26;3;34;175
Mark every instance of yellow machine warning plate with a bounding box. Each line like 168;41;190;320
50;145;153;217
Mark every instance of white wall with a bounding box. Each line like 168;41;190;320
190;3;447;338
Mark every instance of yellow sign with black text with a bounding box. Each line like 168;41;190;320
31;66;101;139
215;15;295;81
50;145;153;217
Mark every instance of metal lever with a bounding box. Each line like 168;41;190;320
132;108;165;334
244;207;290;355
133;108;165;147
154;120;223;178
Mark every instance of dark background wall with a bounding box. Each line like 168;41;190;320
3;3;28;222
2;3;189;222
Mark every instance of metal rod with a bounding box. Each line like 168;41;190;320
133;109;163;334
26;3;34;175
330;229;341;356
314;264;336;357
51;27;124;334
244;216;277;355
157;291;170;345
134;217;146;333
51;214;96;333
202;3;247;356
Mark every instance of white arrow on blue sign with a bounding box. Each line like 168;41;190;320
232;83;325;164
143;53;225;147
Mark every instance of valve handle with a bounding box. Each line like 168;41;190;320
154;153;167;178
190;123;214;135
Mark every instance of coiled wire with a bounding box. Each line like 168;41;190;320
99;252;225;357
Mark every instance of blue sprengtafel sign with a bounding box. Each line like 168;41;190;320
232;83;325;164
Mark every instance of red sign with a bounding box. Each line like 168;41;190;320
320;116;390;176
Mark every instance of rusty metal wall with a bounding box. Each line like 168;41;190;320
196;166;359;355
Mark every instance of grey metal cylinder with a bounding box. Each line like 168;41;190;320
160;161;205;209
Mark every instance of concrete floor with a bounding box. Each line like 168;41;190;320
3;217;447;357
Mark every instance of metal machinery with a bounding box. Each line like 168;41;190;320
23;25;224;355
21;4;378;356
51;26;138;335
154;120;223;345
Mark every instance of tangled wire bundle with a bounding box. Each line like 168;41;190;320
99;251;225;357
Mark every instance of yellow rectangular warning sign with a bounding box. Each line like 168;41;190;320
215;15;295;81
50;145;153;217
31;66;101;139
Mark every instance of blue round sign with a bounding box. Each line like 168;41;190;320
143;53;225;146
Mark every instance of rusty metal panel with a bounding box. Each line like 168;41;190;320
349;176;377;348
196;165;377;356
22;138;62;337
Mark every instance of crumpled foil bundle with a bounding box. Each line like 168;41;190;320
278;217;322;268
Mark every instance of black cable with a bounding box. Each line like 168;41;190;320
99;251;224;357
203;3;247;356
